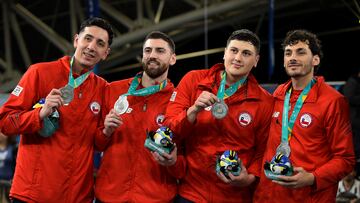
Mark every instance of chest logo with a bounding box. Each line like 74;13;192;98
238;112;252;126
90;102;101;115
299;113;312;128
156;114;165;126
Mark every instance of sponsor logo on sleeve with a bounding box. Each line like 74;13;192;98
11;85;23;97
170;91;177;102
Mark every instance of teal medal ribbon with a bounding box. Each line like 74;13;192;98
212;71;247;119
60;56;91;105
39;56;91;137
277;78;316;156
264;78;315;179
114;72;167;114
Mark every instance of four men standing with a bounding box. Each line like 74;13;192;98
0;15;355;203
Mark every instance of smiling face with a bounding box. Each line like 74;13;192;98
284;41;319;80
141;38;176;79
73;26;110;71
224;40;259;83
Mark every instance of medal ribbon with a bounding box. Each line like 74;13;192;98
281;78;316;143
67;56;92;88
217;71;247;100
124;72;167;97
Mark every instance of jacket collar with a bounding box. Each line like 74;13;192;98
60;56;94;78
126;71;174;94
273;76;325;103
197;63;262;100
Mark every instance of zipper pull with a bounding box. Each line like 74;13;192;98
143;103;147;112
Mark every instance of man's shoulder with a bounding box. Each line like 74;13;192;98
28;57;64;72
108;78;132;88
317;80;344;100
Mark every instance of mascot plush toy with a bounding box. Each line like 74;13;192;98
144;126;175;155
264;153;293;180
216;150;241;178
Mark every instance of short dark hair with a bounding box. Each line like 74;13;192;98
226;29;260;54
143;31;175;53
79;17;114;46
282;30;323;71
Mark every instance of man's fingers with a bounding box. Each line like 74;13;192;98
217;171;231;183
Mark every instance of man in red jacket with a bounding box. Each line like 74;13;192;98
94;31;178;203
254;30;355;202
164;29;274;202
0;17;113;203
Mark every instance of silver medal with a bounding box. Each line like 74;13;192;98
60;85;74;105
114;95;129;115
211;100;228;119
276;142;291;157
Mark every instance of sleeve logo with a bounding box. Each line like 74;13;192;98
170;91;177;102
11;85;23;97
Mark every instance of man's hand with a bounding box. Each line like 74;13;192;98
187;91;218;123
39;89;64;120
103;109;123;137
151;144;177;166
272;167;315;188
217;160;255;187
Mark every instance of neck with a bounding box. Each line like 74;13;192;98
225;71;247;85
72;59;90;75
291;75;313;90
141;72;167;87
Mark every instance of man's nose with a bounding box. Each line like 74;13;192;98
87;40;97;50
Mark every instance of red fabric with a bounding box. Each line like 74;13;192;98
164;64;274;202
0;56;107;203
254;77;355;203
95;77;177;202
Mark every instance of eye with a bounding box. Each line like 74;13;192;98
85;36;92;41
97;41;105;47
242;51;252;56
230;48;238;54
285;51;292;57
143;48;151;54
156;48;166;53
298;50;306;55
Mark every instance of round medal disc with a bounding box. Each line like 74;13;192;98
276;142;291;157
211;101;228;119
114;95;129;115
60;85;74;105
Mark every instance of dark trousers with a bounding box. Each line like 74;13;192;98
12;198;26;203
173;195;194;203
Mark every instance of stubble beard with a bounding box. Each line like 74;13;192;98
142;60;168;79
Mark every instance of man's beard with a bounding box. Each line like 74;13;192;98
142;60;168;79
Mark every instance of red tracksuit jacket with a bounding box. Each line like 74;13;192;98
95;77;177;202
165;64;274;202
254;77;355;203
0;56;106;203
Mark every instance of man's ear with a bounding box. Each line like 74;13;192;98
312;55;320;66
73;34;79;48
102;48;111;60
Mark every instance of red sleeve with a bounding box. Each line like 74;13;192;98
95;83;111;151
164;71;197;137
164;71;200;179
0;65;42;136
247;96;274;177
313;96;355;191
